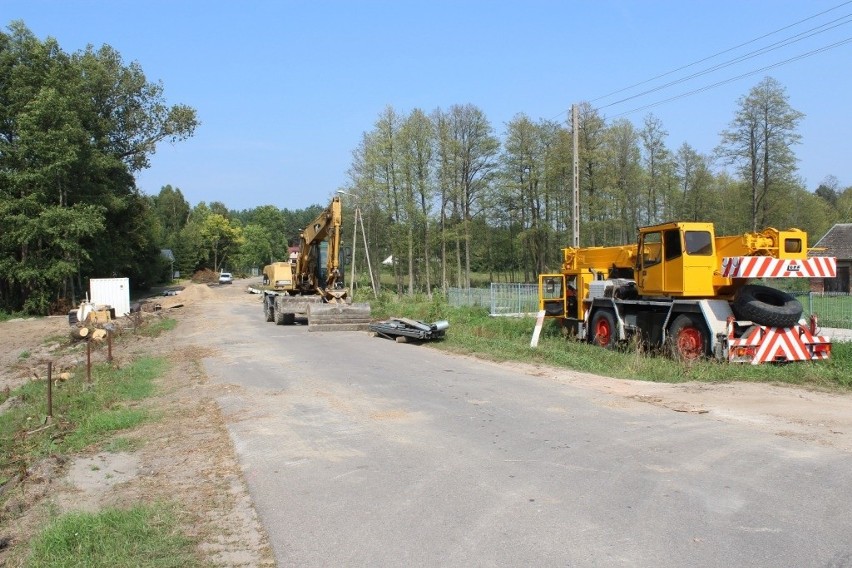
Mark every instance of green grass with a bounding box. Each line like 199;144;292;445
42;333;67;346
103;436;141;453
371;294;852;390
138;317;178;337
18;350;31;360
25;503;201;568
0;356;168;480
0;310;27;322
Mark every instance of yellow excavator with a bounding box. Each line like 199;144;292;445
261;196;371;330
538;221;837;363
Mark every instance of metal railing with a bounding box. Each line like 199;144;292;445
447;284;539;316
794;292;852;329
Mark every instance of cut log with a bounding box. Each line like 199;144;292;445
91;329;108;342
70;326;90;341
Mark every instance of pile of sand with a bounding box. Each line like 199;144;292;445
160;283;215;308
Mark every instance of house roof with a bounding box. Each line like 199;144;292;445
810;224;852;260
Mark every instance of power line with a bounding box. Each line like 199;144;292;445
551;1;852;121
590;0;852;104
610;36;852;118
597;13;852;110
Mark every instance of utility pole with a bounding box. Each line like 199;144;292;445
572;104;580;248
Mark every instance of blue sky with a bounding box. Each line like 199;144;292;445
5;1;851;211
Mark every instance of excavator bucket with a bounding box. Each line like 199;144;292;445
323;288;350;303
307;302;372;332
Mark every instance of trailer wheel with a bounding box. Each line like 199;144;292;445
590;310;616;349
732;284;802;328
668;314;710;361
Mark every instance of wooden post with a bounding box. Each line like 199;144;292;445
86;340;92;383
107;329;113;363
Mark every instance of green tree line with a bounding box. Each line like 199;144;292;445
344;79;850;295
4;21;852;315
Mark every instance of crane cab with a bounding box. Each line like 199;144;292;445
636;222;718;297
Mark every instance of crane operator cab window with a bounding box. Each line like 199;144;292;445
684;231;713;255
664;228;682;260
642;232;662;267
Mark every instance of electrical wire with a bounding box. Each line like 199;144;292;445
597;14;852;110
590;0;852;104
610;36;852;118
552;1;852;121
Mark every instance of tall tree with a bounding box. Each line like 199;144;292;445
501;114;556;279
199;213;243;273
151;185;191;248
0;22;197;312
639;113;670;225
674;143;716;222
604;119;643;244
575;102;609;246
399;108;434;295
717;76;803;231
434;104;499;288
814;175;840;208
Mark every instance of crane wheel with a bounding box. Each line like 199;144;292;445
668;314;710;361
732;284;802;328
590;310;616;349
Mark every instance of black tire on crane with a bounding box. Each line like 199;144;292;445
732;284;803;328
264;298;275;322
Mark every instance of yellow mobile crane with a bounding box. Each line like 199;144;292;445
261;196;371;329
538;221;837;363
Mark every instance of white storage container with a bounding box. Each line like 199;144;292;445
89;278;130;316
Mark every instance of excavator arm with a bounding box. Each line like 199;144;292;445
293;196;346;298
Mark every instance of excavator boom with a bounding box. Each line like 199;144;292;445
260;196;371;330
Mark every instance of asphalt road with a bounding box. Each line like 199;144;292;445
201;289;852;567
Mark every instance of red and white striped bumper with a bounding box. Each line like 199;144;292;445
727;322;831;364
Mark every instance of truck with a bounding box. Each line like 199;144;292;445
538;221;837;363
261;196;371;330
